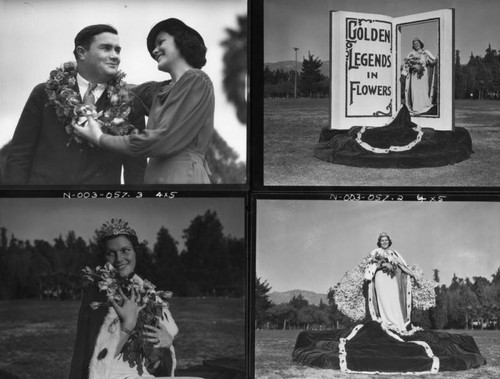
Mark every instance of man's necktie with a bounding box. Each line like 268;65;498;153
83;83;98;105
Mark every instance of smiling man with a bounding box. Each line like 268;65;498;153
4;24;146;185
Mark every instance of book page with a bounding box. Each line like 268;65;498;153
395;9;454;131
330;9;454;131
330;11;395;129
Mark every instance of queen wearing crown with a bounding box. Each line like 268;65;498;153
69;219;178;379
292;232;486;374
364;232;416;335
404;37;437;115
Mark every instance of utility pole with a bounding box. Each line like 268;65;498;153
293;47;299;98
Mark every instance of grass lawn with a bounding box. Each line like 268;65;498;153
263;98;500;186
0;298;245;379
255;328;500;379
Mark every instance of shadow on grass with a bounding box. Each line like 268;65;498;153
264;98;500;186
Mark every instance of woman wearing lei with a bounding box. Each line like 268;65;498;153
69;219;179;379
292;232;486;374
73;18;214;185
404;37;437;115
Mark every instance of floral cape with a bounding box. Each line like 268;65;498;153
334;254;437;322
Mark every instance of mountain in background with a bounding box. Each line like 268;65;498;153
269;289;328;306
264;60;330;77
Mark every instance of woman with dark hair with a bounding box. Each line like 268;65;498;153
404;37;437;115
68;219;179;379
364;232;416;334
74;19;214;184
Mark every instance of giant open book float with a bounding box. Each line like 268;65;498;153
314;9;472;168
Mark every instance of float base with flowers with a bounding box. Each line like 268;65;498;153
292;260;486;374
313;105;472;168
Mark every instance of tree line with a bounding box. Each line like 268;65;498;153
0;210;246;301
255;280;330;330
264;44;500;100
264;52;329;98
455;45;500;99
256;267;500;331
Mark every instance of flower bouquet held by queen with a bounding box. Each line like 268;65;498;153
292;233;486;374
69;219;178;379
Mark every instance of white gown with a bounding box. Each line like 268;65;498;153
365;248;412;334
404;49;436;115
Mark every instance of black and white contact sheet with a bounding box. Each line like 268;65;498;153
1;0;500;378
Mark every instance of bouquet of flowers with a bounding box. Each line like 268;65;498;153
365;249;399;278
82;263;173;375
404;56;425;79
45;62;136;146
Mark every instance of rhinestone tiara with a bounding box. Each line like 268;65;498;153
96;218;137;241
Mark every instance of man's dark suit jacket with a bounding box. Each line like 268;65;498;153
4;82;147;185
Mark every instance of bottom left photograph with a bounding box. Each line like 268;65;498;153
0;197;246;379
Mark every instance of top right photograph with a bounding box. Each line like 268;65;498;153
263;0;500;187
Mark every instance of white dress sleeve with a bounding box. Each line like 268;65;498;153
158;306;179;338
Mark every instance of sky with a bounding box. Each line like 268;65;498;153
256;200;500;294
264;0;500;63
0;0;247;161
0;197;245;251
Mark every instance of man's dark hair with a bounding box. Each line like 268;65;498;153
73;24;118;60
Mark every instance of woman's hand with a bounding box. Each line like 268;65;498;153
110;288;145;331
143;323;174;348
72;115;103;146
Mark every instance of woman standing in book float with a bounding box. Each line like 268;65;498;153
69;219;180;379
364;232;416;334
404;38;437;115
74;18;214;184
292;232;486;374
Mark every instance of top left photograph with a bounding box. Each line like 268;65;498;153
0;0;247;186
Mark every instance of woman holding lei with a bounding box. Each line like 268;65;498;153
292;232;486;374
73;18;214;184
404;37;437;115
69;219;178;379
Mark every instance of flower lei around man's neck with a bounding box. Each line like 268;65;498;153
45;61;135;146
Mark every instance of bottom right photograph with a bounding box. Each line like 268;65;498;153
255;200;500;378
